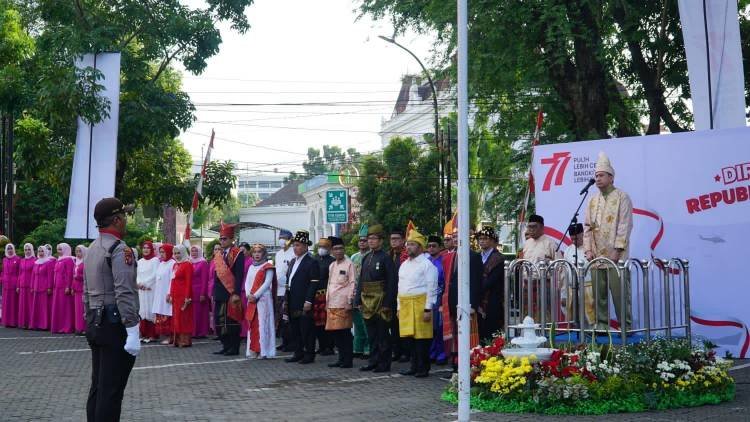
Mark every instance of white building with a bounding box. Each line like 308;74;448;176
236;174;288;207
239;179;308;247
299;173;358;242
379;75;454;148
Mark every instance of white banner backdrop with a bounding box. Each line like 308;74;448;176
65;53;121;239
678;0;746;130
533;126;750;357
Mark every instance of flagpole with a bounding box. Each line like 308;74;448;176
456;0;471;420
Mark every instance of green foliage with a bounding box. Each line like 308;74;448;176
299;145;361;180
20;219;86;248
357;137;440;235
357;0;731;223
2;0;250;241
442;382;735;415
13;180;66;242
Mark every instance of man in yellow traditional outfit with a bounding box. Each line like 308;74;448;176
584;151;633;331
397;229;438;378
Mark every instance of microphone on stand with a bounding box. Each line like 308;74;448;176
579;178;595;195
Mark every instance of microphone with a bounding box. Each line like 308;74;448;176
579;178;595;195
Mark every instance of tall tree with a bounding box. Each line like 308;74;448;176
358;0;741;223
357;137;440;235
1;0;252;239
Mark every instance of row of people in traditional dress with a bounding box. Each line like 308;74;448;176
136;241;212;348
1;243;88;333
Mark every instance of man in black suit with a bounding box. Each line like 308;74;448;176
285;231;321;364
476;226;505;342
212;223;245;356
446;228;483;374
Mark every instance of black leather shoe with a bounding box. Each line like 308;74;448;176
276;344;287;351
212;349;227;355
319;348;335;356
359;364;376;371
398;356;411;363
328;362;342;368
340;363;353;368
399;369;416;376
299;356;315;364
352;352;363;359
285;355;302;363
373;366;390;373
224;349;239;356
415;372;429;378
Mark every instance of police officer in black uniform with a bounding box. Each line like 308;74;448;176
84;197;140;422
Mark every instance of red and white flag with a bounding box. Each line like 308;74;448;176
518;109;544;251
184;130;215;246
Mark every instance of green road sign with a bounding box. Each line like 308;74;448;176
326;189;348;224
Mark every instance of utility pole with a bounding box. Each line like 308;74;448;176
457;0;471;420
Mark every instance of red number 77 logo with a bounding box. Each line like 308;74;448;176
540;152;571;191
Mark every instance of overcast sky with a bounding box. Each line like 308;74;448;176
178;0;437;177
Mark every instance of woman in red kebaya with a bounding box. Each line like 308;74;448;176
168;245;193;347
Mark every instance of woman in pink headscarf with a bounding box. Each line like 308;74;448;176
50;243;76;333
16;243;35;329
2;243;21;327
72;245;88;334
190;245;211;338
30;245;54;330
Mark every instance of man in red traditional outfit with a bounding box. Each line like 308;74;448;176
212;222;245;356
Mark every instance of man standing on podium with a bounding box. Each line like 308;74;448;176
584;152;633;331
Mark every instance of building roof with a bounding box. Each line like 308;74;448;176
393;75;450;116
254;179;306;207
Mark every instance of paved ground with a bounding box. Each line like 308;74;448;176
0;326;748;421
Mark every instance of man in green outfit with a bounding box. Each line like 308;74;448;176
350;225;370;358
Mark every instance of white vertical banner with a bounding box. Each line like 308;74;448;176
65;52;121;239
678;0;746;130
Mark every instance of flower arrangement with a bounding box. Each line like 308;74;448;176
444;335;735;415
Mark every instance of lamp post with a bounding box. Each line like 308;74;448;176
378;35;447;225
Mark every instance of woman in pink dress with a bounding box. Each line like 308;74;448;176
2;244;21;327
30;246;54;330
190;245;211;338
50;243;75;333
72;245;88;334
17;243;35;329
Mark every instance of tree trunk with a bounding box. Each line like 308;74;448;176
162;204;176;244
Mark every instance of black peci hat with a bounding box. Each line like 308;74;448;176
292;230;312;246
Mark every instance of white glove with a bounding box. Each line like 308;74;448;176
124;325;141;357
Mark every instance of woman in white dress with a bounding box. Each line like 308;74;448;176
244;244;277;359
152;243;175;345
137;241;160;342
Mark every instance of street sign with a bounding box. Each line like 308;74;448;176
326;189;348;224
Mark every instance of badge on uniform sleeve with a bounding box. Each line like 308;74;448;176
124;247;134;265
376;262;380;270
